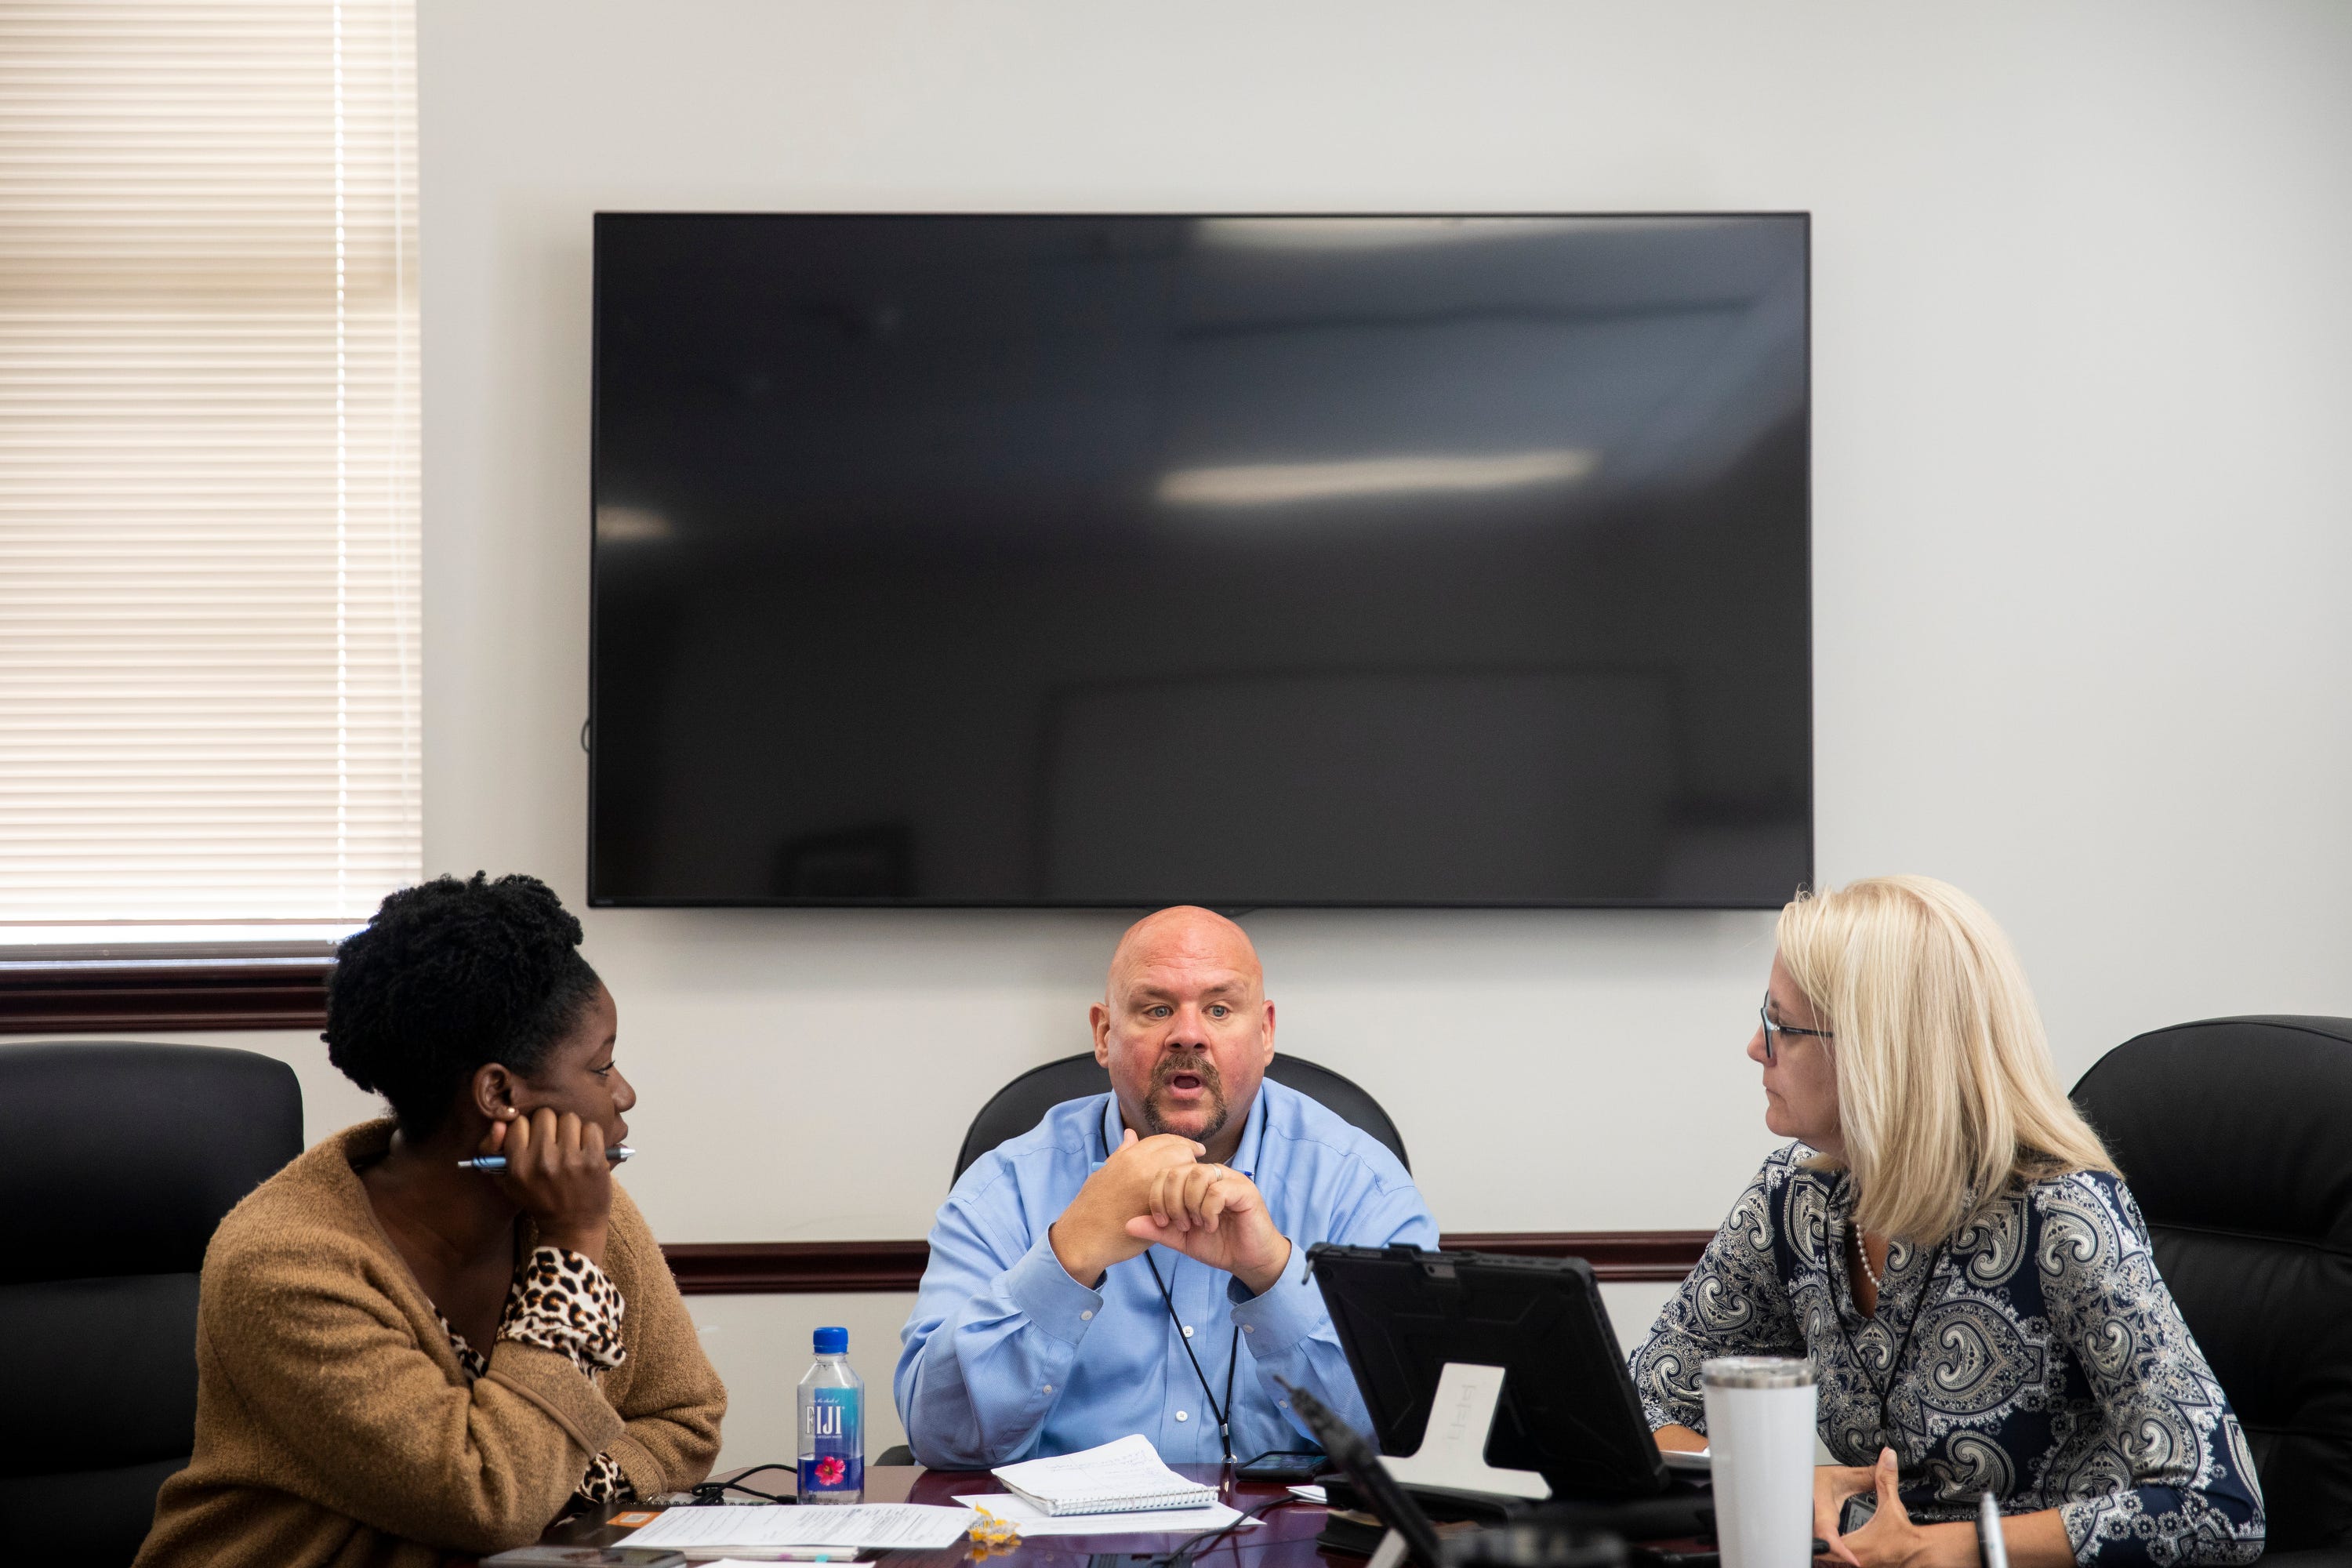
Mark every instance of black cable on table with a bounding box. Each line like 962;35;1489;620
1152;1492;1302;1568
687;1461;797;1504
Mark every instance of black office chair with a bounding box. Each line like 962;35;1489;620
953;1051;1410;1185
0;1040;303;1568
2071;1015;2352;1565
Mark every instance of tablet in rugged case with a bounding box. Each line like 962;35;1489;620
1307;1243;1671;1499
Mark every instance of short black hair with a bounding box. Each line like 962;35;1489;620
325;872;604;1137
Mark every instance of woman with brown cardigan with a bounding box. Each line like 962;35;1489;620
136;873;726;1568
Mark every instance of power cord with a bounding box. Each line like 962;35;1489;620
1149;1492;1300;1568
688;1462;797;1504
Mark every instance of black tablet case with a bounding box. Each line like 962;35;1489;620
1308;1243;1671;1498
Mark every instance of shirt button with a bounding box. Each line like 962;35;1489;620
1175;1410;1189;1422
1279;1399;1290;1409
1243;1324;1255;1334
1182;1326;1193;1338
1080;1310;1093;1321
1043;1385;1054;1393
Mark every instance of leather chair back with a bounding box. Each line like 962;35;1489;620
954;1051;1409;1185
0;1040;303;1568
2071;1015;2352;1556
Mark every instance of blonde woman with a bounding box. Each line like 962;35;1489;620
1632;877;2262;1568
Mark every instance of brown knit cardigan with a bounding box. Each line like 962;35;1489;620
133;1120;726;1568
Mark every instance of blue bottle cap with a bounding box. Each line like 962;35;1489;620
814;1326;848;1354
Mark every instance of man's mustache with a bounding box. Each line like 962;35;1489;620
1152;1054;1224;1093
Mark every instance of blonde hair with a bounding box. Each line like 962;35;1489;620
1776;875;2114;1246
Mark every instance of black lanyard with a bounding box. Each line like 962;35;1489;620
1144;1250;1242;1467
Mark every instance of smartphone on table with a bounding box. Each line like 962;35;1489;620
1236;1449;1330;1483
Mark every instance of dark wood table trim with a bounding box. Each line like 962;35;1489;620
0;944;336;1033
1445;1229;1717;1280
660;1231;1711;1294
665;1239;937;1294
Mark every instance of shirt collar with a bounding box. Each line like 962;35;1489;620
1094;1078;1269;1178
1096;1094;1122;1165
1229;1085;1268;1180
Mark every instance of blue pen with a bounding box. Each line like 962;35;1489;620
459;1142;635;1172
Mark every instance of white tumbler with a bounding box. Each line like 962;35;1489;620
1702;1357;1818;1568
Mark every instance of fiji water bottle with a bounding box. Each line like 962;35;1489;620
797;1326;864;1504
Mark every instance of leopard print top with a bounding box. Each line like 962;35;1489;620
441;1243;633;1509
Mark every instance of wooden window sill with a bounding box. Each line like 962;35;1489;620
0;943;335;1034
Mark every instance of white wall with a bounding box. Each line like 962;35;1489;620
397;0;2352;1468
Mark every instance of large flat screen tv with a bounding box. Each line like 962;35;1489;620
590;213;1809;908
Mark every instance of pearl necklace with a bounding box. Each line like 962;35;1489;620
1852;1224;1885;1293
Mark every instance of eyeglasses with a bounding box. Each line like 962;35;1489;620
1759;994;1833;1063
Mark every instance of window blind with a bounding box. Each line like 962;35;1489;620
0;1;419;927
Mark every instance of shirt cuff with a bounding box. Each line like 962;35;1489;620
499;1244;629;1378
1226;1240;1323;1353
1001;1230;1106;1347
2057;1497;2100;1566
574;1450;633;1508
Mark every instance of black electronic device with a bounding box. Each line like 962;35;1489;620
590;212;1812;909
1308;1243;1671;1500
1283;1378;1453;1568
1237;1448;1334;1483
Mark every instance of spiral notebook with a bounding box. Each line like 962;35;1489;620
990;1435;1219;1516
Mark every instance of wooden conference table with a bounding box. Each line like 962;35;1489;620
533;1465;1705;1567
536;1465;1341;1568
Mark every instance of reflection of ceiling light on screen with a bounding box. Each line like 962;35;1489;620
596;506;673;543
1156;450;1599;507
1195;216;1710;251
1197;217;1542;251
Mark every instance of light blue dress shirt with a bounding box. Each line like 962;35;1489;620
895;1077;1439;1468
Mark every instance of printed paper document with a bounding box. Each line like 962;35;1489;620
622;1504;978;1551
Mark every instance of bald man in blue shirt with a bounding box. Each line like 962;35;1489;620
895;906;1439;1468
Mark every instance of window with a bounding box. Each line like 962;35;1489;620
0;1;419;943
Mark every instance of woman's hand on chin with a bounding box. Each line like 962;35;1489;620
478;1106;613;1265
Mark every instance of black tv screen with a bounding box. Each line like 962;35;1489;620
590;213;1809;907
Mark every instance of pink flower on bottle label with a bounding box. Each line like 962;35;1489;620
815;1456;847;1486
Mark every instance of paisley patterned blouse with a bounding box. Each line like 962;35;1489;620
1629;1146;2264;1566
